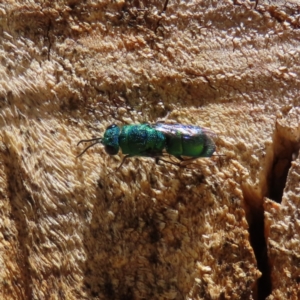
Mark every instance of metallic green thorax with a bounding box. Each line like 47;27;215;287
119;124;166;156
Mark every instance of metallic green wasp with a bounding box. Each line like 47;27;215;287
77;123;216;169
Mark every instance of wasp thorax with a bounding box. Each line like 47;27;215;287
102;124;120;155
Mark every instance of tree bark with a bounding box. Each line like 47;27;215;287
0;1;299;299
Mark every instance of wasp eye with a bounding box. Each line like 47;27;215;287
107;124;117;130
105;145;119;155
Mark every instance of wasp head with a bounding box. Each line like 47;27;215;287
102;124;120;155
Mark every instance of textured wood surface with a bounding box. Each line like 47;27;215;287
0;1;299;299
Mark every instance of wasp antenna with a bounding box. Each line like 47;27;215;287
77;140;101;157
77;137;102;146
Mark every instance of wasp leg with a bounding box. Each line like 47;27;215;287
155;111;171;123
153;152;167;164
176;156;184;161
167;155;189;163
160;156;199;169
116;155;131;171
156;157;182;167
178;157;213;169
211;153;226;168
155;154;186;167
156;155;204;169
155;157;160;165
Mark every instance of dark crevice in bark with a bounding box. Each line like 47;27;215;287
247;206;272;300
269;133;299;203
242;182;272;299
244;129;300;299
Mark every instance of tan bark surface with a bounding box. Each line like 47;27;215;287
0;0;299;299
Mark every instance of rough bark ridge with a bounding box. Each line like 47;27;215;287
0;0;299;299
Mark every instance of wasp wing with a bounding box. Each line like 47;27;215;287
153;123;216;139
